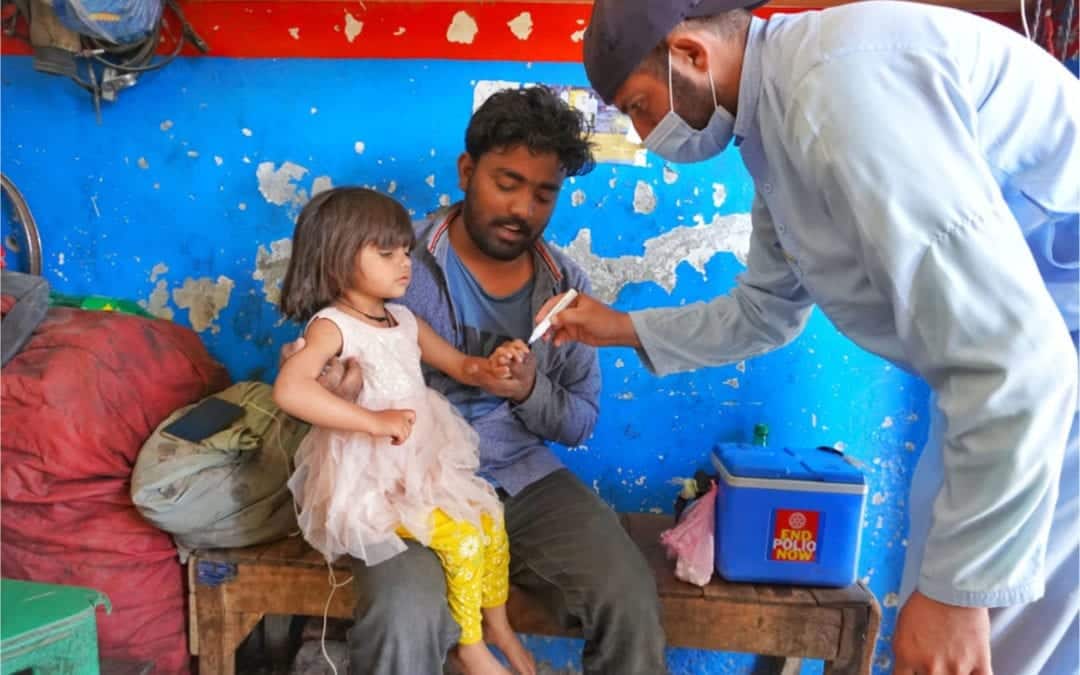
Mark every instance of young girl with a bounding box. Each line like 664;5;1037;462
274;187;535;675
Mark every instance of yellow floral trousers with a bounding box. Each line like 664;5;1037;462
397;509;509;644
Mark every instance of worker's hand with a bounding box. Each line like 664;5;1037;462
535;291;640;349
893;590;992;675
280;337;364;401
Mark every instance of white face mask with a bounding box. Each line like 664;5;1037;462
643;51;735;164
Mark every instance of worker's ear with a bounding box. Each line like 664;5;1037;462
668;34;711;77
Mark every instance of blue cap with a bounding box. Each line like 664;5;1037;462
583;0;766;104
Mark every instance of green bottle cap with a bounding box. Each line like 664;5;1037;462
753;423;769;445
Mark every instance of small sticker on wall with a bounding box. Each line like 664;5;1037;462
771;509;820;562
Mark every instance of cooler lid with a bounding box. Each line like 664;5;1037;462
713;444;865;485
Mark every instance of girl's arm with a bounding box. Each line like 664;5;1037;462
273;318;414;444
416;317;509;386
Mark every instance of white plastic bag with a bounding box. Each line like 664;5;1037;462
659;482;718;587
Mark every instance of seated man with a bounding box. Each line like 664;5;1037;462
285;86;667;675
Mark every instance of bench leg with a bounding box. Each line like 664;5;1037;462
194;578;262;675
824;606;880;675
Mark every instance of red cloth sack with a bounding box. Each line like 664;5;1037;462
2;307;229;673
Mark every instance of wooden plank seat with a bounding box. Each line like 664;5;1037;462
188;513;880;674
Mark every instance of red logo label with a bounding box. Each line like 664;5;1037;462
770;509;820;562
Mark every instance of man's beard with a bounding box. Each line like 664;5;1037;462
461;183;540;261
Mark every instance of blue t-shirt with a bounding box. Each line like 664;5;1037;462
443;244;535;421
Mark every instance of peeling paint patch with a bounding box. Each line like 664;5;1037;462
173;276;234;334
344;11;363;42
883;592;899;608
160;120;173;132
616;392;634;400
723;378;740;389
241;128;253;137
712;183;727;208
508;12;533;40
881;416;894;429
394;26;406;36
238;202;247;211
571;189;586;207
447;11;478;44
632;180;657;215
141;279;174;320
137;157;149;170
256;161;309;209
614;358;625;368
811;413;818;428
214;156;224;166
288;27;300;40
570;28;586;43
150;262;168;282
872;492;886;505
608;177;617;189
907;413;919;422
438;194;452;207
312;176;333;196
387;180;398;194
905;442;916;451
834;441;848;452
425;174;436;188
187;150;199;158
662;166;679;185
735;360;746;373
354;141;365;155
253;238;292;306
553;213;752;303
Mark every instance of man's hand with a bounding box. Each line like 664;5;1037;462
463;341;537;403
370;409;416;445
535;292;640;348
894;591;992;675
280;337;364;401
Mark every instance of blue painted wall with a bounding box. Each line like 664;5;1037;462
1;55;930;674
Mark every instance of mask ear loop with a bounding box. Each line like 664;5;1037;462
706;59;719;111
670;47;721;114
667;48;676;113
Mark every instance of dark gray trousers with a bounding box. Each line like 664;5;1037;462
348;469;667;674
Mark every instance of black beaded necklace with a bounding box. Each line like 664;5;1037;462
337;298;397;327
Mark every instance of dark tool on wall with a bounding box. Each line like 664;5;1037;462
2;0;209;121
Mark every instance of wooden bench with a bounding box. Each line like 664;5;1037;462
188;513;880;674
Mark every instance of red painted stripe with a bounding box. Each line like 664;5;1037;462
1;3;1024;60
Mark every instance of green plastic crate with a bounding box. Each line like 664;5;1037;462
1;579;110;675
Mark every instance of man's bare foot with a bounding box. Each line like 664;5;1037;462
455;642;512;675
482;605;536;675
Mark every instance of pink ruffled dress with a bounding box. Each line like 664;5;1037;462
288;304;501;566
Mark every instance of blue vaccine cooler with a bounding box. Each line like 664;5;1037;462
711;444;867;587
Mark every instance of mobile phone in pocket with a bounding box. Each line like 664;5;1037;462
162;397;245;443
